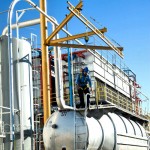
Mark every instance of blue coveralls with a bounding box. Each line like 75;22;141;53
75;73;92;108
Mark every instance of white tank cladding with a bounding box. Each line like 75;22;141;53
43;111;78;150
0;35;33;150
43;111;149;150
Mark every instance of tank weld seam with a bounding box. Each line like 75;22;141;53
128;119;136;135
117;115;128;133
135;122;144;137
107;114;117;150
96;118;104;150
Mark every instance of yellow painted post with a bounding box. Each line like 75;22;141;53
104;84;107;101
96;81;99;106
40;0;51;123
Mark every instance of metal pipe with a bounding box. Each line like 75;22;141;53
70;44;75;108
7;1;21;149
2;18;40;35
25;0;74;110
51;18;73;110
15;10;23;150
16;7;35;12
66;22;73;107
7;1;35;149
20;86;24;150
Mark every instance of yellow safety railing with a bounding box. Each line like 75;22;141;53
95;79;148;118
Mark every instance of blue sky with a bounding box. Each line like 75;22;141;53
0;0;150;101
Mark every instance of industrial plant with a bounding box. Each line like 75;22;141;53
0;0;149;150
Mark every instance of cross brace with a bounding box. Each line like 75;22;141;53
48;42;123;51
49;28;107;44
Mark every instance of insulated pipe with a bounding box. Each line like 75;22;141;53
15;10;22;150
2;18;40;35
24;0;73;109
51;17;73;110
7;1;21;149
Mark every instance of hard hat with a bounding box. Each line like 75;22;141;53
84;67;89;73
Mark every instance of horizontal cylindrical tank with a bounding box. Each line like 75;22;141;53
43;110;149;150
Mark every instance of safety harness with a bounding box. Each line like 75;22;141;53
78;73;89;90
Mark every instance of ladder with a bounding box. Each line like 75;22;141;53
67;1;123;58
74;108;88;150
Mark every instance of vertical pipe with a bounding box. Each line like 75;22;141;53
28;56;34;150
8;1;21;149
49;49;52;113
40;0;51;123
20;87;24;150
16;11;24;150
66;22;73;107
51;18;73;110
67;44;73;106
70;46;75;108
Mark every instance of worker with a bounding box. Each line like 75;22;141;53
75;67;92;108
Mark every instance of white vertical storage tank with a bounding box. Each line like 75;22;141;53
0;35;33;150
17;37;34;150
